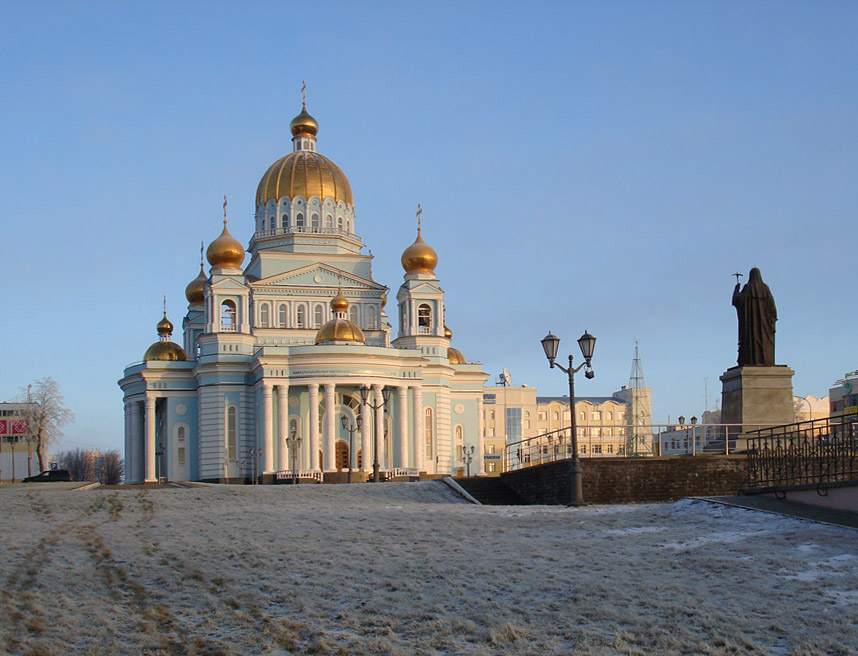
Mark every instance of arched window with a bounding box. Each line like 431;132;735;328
227;407;237;461
296;213;305;228
425;407;434;459
325;214;333;229
607;411;613;421
418;304;432;333
281;214;289;229
296;141;302;150
338;216;344;230
349;304;358;324
278;304;288;328
296;305;306;328
455;425;464;461
366;306;378;330
221;300;237;332
311;213;320;230
259;303;269;328
314;305;324;327
261;218;266;232
177;426;185;442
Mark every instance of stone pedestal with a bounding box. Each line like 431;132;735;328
720;365;795;434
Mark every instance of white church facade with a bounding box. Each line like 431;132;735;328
119;104;488;483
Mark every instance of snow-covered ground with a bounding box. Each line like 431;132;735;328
1;482;856;655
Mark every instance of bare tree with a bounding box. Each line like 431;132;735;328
57;448;95;482
16;377;75;471
99;450;124;485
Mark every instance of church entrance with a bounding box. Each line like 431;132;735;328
335;440;349;471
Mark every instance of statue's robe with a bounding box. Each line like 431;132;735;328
732;268;777;367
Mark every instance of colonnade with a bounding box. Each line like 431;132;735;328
257;381;425;475
124;395;157;483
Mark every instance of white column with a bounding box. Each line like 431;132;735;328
373;384;385;471
262;384;274;474
477;396;486;475
131;401;144;483
308;384;320;471
276;384;289;472
144;395;156;483
124;402;132;484
323;383;336;472
397;386;408;468
360;398;371;472
412;387;423;472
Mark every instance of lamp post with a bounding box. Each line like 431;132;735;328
286;429;302;485
360;385;391;482
462;445;475;477
690;415;698;456
156;441;165;483
248;447;262;485
541;330;596;507
341;414;362;483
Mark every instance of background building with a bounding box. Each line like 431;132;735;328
0;403;39;481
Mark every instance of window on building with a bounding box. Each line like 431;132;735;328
592;411;602;421
506;407;522;441
607;411;613;421
580;411;586;421
489;410;495;420
261;218;266;232
296;305;306;328
325;214;333;229
349;304;359;324
487;462;497;473
278;304;288;328
282;214;289;229
593;444;602;454
221;300;237;332
553;411;559;421
487;444;496;455
178;447;186;466
580;444;587;454
538;411;547;421
524;420;530;429
314;305;324;327
417;304;432;333
488;427;495;437
366;306;378;330
618;445;625;455
227;406;237;461
177;426;185;443
311;213;320;230
425;407;433;458
296;213;305;227
563;411;571;420
259;303;269;328
607;444;613;454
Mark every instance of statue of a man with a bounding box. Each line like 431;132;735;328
732;267;777;366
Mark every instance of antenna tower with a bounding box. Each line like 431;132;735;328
625;342;651;456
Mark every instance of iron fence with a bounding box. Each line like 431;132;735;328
745;415;858;490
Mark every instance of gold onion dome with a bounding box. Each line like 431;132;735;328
145;312;187;362
401;228;438;275
185;264;207;305
315;292;365;345
290;108;319;136
444;325;452;338
206;220;245;269
447;347;466;364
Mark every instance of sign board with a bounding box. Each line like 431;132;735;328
484;454;502;460
50;462;58;470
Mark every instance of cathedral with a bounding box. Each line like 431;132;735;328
119;102;488;483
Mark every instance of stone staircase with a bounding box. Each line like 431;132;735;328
454;476;527;505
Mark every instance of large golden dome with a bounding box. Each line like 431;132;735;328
401;228;438;275
256;151;353;207
185;263;207;305
206;220;245;269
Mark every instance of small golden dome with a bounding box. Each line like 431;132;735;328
144;341;187;362
401;228;438;275
290;108;319;136
156;313;173;336
448;347;466;364
331;289;348;312
185;264;206;305
380;291;387;308
444;325;452;339
256;151;353;207
315;319;365;345
206;220;245;269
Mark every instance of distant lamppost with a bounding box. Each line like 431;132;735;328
156;441;165;483
462;446;475;477
541;330;596;507
690;415;698;456
248;447;262;485
360;385;391;482
286;429;302;485
341;414;362;483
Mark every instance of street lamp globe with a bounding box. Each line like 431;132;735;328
577;331;596;363
541;331;560;364
360;385;370;404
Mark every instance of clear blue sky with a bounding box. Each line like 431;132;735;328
2;1;856;452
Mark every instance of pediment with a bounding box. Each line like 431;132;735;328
252;263;385;291
210;277;249;291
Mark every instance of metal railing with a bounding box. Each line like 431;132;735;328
255;225;361;242
503;423;783;472
745;415;858;490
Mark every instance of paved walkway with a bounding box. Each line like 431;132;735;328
701;495;858;530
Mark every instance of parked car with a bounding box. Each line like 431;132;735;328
23;469;73;483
